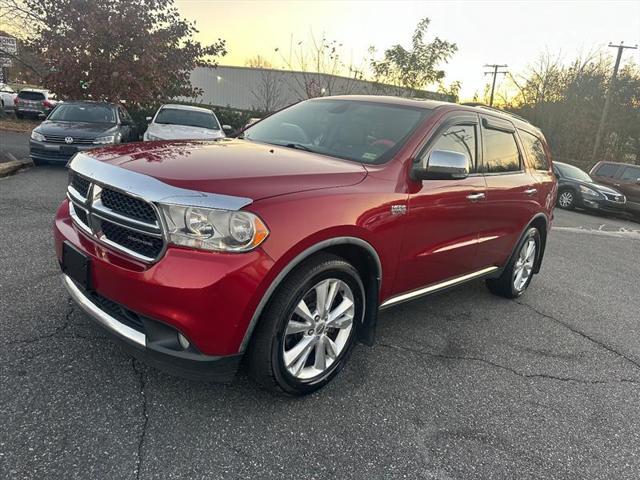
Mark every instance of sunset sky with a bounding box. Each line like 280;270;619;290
176;0;640;100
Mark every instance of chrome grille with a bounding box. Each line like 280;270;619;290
101;188;156;223
66;176;165;262
45;134;95;145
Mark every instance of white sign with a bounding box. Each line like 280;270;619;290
0;36;17;55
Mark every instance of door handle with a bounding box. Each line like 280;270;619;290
524;188;538;196
466;193;486;202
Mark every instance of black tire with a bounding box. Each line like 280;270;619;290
246;253;364;396
557;189;576;210
486;227;540;299
15;112;24;119
32;158;46;166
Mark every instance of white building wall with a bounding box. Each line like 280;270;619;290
186;65;446;111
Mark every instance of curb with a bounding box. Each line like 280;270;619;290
0;159;33;177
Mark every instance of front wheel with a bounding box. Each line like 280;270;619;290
557;189;576;210
486;227;540;299
246;253;364;395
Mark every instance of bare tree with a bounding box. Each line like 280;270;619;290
251;68;283;113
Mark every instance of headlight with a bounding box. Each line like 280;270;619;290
158;204;269;252
93;133;121;145
579;185;601;198
145;133;163;141
31;130;45;142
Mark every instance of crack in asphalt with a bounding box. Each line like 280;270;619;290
515;300;640;371
132;359;149;480
5;297;76;346
378;342;640;385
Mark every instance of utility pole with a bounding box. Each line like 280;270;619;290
591;42;638;163
484;64;508;106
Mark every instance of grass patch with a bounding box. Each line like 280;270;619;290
0;115;41;133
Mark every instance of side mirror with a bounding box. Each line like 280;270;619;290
222;124;233;132
413;150;470;181
145;116;152;122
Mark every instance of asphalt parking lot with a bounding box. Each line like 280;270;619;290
2;166;640;480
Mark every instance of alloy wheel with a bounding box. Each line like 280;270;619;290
282;278;355;380
513;237;536;292
558;191;574;208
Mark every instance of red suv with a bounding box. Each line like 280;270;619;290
54;97;556;395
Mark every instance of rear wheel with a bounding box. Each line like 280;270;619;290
31;158;46;166
486;227;540;299
246;253;364;395
557;189;576;209
15;112;24;119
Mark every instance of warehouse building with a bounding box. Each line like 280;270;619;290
186;65;448;112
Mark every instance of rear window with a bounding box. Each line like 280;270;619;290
519;130;549;171
594;163;620;178
483;128;521;173
18;91;45;101
621;166;640;182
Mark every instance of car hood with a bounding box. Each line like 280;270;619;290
36;121;116;137
146;123;225;140
86;139;368;201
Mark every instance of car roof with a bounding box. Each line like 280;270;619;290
312;95;542;134
315;95;448;110
19;88;48;93
60;100;116;107
159;104;214;114
594;160;636;167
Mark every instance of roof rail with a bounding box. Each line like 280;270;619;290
460;102;532;125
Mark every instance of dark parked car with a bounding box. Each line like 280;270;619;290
55;96;556;395
590;161;640;218
30;101;139;165
553;161;626;213
14;88;57;118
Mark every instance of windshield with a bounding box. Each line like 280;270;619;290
48;104;116;123
556;163;592;182
243;99;432;164
154;108;220;130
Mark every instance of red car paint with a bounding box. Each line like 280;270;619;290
54;97;556;370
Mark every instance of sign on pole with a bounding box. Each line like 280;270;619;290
0;35;17;69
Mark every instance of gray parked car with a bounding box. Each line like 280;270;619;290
14;88;58;118
30;101;139;165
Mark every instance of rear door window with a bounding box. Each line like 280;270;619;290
519;130;549;171
620;166;640;182
482;125;521;173
18;91;45;101
594;163;621;178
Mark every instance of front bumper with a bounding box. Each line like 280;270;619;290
581;196;626;213
54;199;275;379
30;139;97;163
62;274;242;381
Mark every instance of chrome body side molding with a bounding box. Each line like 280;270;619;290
379;266;499;309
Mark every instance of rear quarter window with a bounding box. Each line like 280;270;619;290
594;163;620;178
519;130;549;171
18;91;45;101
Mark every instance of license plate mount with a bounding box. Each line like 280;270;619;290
62;241;91;291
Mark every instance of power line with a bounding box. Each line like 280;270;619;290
591;42;638;164
483;64;508;106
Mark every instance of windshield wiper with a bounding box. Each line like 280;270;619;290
280;142;315;153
